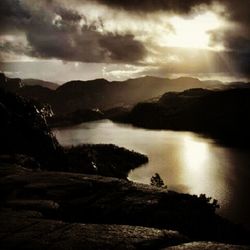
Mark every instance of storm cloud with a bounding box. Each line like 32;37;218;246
0;0;250;80
94;0;213;13
0;0;146;63
211;1;250;76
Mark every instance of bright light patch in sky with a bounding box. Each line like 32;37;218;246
159;12;225;50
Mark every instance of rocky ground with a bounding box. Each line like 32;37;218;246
0;210;187;250
0;163;250;249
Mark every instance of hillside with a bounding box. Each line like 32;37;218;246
22;78;59;90
51;76;221;114
114;88;250;147
8;75;222;114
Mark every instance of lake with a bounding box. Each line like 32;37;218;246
53;119;250;228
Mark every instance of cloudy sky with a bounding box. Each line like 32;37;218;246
0;0;250;83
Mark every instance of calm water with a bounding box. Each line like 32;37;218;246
53;119;250;227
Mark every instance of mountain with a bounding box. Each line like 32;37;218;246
0;74;23;92
0;73;55;106
6;74;249;116
114;87;250;147
15;76;222;114
0;74;64;169
16;85;53;104
48;108;105;127
22;78;59;90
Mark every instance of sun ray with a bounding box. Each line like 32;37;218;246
158;11;225;51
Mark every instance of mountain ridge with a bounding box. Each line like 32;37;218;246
18;76;224;114
4;73;250;115
22;78;59;90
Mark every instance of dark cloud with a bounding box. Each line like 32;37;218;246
0;0;30;20
94;0;213;13
25;17;146;63
54;7;82;22
0;0;30;34
0;0;146;63
100;34;145;62
213;0;250;50
27;27;146;63
227;51;250;77
221;0;250;26
208;1;250;76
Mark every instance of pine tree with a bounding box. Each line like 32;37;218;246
150;173;165;188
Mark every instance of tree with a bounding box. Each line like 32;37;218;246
198;194;220;212
150;173;165;188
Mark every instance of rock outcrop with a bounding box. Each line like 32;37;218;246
0;209;188;250
163;242;250;250
0;164;249;245
0;73;65;170
0;73;23;92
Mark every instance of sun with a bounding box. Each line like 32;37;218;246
160;12;224;50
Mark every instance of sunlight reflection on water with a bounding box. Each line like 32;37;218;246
54;119;250;227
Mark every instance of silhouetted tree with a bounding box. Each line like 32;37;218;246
199;194;220;211
150;173;165;188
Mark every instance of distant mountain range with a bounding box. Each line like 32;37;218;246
3;74;250;116
12;76;226;114
22;79;59;90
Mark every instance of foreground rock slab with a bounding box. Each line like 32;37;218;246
163;242;250;250
0;210;187;250
0;165;249;247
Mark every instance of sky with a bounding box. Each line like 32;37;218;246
0;0;250;83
